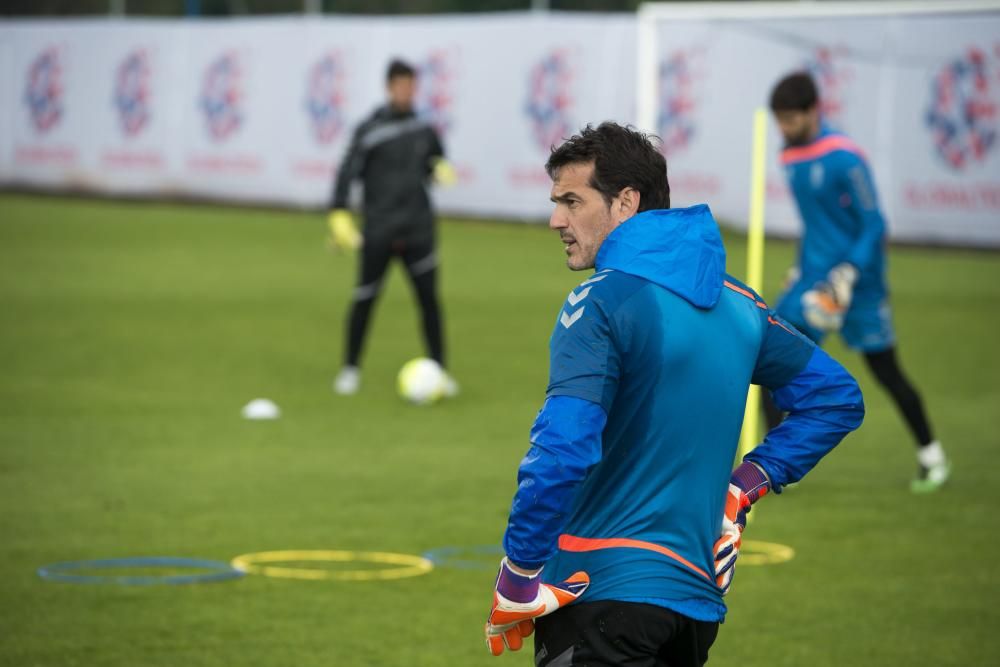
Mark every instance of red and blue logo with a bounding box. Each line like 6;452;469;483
305;53;346;145
926;46;998;170
24;48;64;134
114;49;151;138
416;50;454;137
199;53;243;142
804;46;851;124
525;50;574;152
657;51;698;155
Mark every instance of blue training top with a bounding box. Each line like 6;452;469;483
782;124;887;297
502;204;864;622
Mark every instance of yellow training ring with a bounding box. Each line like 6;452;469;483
738;540;795;566
231;550;434;581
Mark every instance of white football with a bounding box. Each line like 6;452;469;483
397;358;446;405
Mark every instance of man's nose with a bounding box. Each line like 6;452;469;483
549;210;566;230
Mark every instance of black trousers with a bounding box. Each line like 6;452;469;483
344;232;444;368
534;601;719;667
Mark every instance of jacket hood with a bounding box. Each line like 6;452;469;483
595;204;726;309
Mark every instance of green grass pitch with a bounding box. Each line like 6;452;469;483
1;192;998;666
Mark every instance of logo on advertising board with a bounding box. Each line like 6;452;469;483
416;50;454;137
925;46;999;170
25;48;64;134
305;53;347;145
804;46;852;124
199;53;244;142
525;50;574;153
114;50;152;138
657;50;700;156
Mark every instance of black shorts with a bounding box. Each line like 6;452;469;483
354;229;437;299
534;601;719;667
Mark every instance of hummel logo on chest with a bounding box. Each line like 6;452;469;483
560;307;585;329
580;271;610;287
567;286;591;307
559;270;612;329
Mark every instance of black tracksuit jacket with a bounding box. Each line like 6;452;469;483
330;105;445;245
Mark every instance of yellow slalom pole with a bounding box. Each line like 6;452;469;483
738;108;768;465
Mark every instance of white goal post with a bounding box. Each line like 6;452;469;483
633;0;1000;246
636;0;1000;134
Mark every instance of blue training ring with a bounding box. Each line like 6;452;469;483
37;557;245;585
422;545;504;571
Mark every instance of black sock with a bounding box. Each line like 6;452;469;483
344;238;394;369
863;347;934;447
409;267;445;367
761;389;784;431
345;294;377;368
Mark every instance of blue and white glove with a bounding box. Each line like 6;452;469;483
782;265;801;292
802;262;858;332
714;461;771;595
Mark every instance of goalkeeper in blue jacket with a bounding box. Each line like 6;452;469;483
767;72;949;493
483;123;865;666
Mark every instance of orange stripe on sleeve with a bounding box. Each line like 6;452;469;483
723;280;767;309
768;315;797;336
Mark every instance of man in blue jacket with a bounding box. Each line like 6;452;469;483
483;122;865;666
767;72;949;493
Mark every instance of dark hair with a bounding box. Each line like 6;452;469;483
386;59;416;82
545;122;670;212
769;72;819;112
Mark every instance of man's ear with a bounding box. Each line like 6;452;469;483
616;187;641;222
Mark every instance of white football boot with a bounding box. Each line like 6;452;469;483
911;441;950;493
333;366;361;396
442;372;460;399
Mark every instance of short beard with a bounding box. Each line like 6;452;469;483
567;247;595;271
785;126;814;147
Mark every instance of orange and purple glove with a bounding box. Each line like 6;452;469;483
484;557;589;656
714;461;771;595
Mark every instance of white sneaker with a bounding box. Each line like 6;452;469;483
333;366;360;395
442;373;460;398
911;441;950;493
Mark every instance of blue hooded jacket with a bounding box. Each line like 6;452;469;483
502;205;864;622
781;124;887;297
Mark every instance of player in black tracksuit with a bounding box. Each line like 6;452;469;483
329;59;454;395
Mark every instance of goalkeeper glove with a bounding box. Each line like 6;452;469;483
782;265;801;292
802;262;858;332
484;558;589;657
431;157;457;187
714;461;770;595
327;209;361;251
